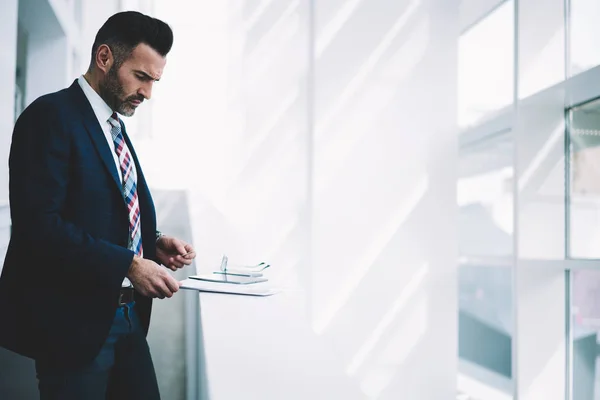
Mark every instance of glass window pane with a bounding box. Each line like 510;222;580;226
571;0;600;76
571;269;600;399
457;134;514;399
458;134;514;258
458;265;513;399
568;98;600;259
458;0;514;128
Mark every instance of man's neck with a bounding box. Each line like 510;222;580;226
83;71;101;96
83;71;113;111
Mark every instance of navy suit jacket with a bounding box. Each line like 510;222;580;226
0;80;156;367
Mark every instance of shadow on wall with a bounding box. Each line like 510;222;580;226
0;203;38;398
0;348;38;400
147;189;197;400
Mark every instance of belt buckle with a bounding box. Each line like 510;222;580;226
119;288;133;306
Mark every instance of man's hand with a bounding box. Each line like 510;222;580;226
156;235;196;271
127;255;180;299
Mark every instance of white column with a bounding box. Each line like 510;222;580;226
79;0;120;68
513;0;568;397
25;32;71;106
514;68;568;400
514;261;567;400
0;0;18;205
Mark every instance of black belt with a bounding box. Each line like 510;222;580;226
118;287;135;306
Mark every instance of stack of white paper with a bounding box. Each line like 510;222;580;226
179;278;280;297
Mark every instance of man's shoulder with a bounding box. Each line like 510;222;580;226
27;85;74;113
18;84;78;125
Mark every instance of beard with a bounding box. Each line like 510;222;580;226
98;67;143;117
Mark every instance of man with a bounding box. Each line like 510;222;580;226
0;11;195;399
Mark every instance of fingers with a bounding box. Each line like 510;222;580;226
152;271;179;299
167;262;178;271
144;271;179;300
174;240;187;256
178;255;193;265
182;244;196;259
131;258;181;299
147;286;165;299
166;255;191;270
138;287;154;298
157;239;196;270
152;281;171;299
164;274;180;294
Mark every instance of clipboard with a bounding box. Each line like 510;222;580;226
189;274;268;285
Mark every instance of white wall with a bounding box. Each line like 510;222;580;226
0;0;18;279
459;0;505;31
312;0;458;398
25;35;72;105
19;0;72;104
79;0;119;73
146;0;459;398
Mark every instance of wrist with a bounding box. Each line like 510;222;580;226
128;254;141;276
156;230;165;243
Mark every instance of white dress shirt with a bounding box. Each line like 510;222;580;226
77;75;138;287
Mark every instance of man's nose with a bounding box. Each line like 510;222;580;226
138;82;153;100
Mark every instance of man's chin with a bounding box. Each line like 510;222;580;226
117;106;136;118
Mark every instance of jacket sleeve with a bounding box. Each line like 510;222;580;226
8;98;134;288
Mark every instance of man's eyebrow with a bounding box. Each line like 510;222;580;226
134;70;160;82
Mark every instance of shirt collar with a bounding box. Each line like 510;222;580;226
77;75;114;126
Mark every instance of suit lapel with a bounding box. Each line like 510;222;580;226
83;118;123;191
67;81;122;192
67;81;156;242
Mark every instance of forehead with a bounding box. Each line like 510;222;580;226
123;43;166;79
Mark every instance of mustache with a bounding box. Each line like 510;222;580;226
125;95;144;103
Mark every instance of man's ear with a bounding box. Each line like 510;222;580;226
95;44;114;74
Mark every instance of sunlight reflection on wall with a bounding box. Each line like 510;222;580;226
145;0;458;398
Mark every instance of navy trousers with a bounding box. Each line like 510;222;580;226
35;303;160;400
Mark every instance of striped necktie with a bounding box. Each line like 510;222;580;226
108;113;143;257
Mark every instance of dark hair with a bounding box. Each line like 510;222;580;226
90;11;173;69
